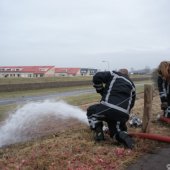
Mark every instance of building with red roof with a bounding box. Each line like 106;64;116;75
0;66;55;78
0;66;98;78
55;68;81;77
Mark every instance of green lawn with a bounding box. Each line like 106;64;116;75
0;76;92;85
0;74;153;85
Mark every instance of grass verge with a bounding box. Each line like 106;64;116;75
1;82;168;170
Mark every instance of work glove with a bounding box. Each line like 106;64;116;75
161;102;168;110
93;83;104;95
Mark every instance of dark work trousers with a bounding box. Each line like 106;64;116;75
165;95;170;117
87;103;129;138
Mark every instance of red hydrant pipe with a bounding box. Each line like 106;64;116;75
159;116;170;124
129;132;170;143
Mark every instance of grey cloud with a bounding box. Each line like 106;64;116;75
0;0;170;70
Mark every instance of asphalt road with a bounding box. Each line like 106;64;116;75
0;82;147;106
126;145;170;170
0;89;95;105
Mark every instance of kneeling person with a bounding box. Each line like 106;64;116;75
87;69;136;149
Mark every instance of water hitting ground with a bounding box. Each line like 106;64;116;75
0;100;88;147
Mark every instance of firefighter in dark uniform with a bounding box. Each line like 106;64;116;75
87;69;136;149
157;61;170;118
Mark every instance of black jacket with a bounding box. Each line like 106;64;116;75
93;71;136;115
157;75;170;103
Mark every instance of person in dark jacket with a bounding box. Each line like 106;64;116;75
157;61;170;118
87;69;136;149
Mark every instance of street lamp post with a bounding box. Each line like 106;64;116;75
102;60;110;71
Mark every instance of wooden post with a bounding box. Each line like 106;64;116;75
142;84;153;133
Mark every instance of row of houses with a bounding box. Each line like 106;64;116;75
0;66;98;78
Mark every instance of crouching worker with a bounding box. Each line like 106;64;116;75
87;69;136;149
157;61;170;118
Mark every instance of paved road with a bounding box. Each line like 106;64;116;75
0;82;147;106
126;145;170;170
0;89;95;105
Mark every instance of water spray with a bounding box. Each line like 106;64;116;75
0;100;88;147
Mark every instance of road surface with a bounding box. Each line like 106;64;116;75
0;82;147;106
0;89;95;106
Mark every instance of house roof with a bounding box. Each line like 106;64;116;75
67;68;80;74
55;68;68;73
55;68;80;74
0;66;55;74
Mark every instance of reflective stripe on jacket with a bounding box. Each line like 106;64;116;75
93;71;136;115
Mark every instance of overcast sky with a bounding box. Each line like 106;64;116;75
0;0;170;71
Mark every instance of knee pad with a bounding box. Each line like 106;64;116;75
88;118;104;141
88;117;102;130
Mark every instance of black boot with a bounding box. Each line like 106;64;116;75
94;126;105;141
115;131;135;149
